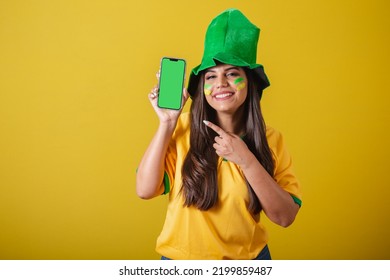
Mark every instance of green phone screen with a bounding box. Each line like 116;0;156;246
158;57;186;110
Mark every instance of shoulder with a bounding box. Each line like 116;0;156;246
175;112;190;134
265;125;284;148
265;125;289;165
178;112;190;127
171;112;190;143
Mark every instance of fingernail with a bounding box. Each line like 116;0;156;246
203;120;209;126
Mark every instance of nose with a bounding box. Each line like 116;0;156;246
216;75;228;88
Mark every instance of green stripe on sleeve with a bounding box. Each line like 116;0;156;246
162;172;170;195
291;195;302;207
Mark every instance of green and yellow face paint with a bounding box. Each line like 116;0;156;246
204;83;213;95
234;77;246;91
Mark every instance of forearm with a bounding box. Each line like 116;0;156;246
240;153;299;227
136;122;176;199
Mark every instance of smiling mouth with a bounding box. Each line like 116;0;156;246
213;92;234;100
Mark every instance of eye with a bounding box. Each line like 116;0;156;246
226;72;240;78
205;75;216;80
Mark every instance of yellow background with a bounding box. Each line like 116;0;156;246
1;0;389;259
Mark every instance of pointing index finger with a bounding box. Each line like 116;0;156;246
203;120;226;137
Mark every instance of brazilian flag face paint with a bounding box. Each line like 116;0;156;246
234;77;246;91
203;73;246;96
204;83;213;95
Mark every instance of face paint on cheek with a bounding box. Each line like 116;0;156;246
234;77;244;84
236;82;246;91
204;83;213;95
234;77;246;91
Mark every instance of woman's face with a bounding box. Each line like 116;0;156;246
203;64;248;114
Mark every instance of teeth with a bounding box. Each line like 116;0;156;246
215;93;232;99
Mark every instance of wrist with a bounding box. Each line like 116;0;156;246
239;151;257;171
158;119;177;133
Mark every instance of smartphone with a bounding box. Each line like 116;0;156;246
158;57;186;110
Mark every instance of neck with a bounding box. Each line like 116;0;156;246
216;108;245;135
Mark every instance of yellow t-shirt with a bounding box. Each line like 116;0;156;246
156;112;302;260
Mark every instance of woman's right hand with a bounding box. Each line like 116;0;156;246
148;71;189;126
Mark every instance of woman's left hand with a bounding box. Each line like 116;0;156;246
204;120;300;227
203;120;253;166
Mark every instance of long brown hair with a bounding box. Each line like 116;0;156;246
181;68;274;215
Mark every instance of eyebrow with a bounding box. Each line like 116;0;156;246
205;66;240;74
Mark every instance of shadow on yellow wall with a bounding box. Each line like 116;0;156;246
0;0;389;259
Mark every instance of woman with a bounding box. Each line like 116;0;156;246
136;9;302;260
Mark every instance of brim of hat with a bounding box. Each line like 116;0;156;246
187;57;270;98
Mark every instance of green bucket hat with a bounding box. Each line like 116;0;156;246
188;8;270;98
